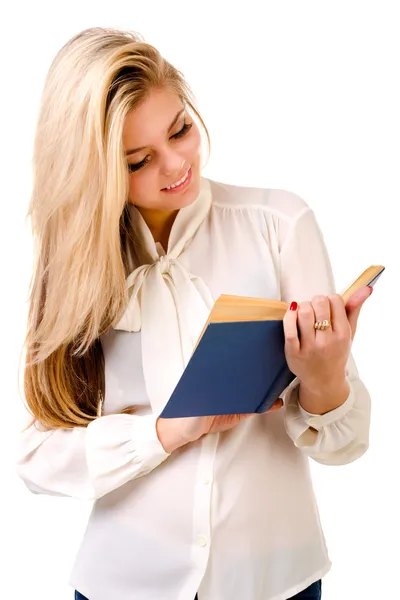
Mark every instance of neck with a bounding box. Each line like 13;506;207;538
137;206;179;251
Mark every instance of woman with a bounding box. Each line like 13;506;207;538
17;27;372;600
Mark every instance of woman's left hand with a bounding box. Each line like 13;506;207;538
283;286;373;401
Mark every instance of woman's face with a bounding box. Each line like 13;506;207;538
122;87;203;211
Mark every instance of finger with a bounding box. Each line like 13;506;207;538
283;302;300;355
311;295;332;337
297;301;316;351
345;285;373;311
328;294;349;337
266;398;284;413
345;286;373;339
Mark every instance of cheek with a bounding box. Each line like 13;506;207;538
127;168;155;204
184;126;202;162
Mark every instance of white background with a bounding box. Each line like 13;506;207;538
0;1;399;599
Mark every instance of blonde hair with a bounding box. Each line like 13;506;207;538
24;27;210;429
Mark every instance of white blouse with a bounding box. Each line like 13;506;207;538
16;177;371;600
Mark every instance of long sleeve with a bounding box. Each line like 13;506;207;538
16;410;170;500
278;205;371;465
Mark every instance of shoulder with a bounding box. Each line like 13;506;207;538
207;177;312;224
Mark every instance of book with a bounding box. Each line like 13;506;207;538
159;265;385;418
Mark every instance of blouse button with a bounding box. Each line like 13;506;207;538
197;535;208;547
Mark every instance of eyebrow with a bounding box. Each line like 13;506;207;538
125;108;185;156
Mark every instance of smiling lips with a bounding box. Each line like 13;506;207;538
162;167;192;194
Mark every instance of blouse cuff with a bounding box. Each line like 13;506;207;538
86;413;170;498
297;383;355;430
129;413;171;471
284;377;355;448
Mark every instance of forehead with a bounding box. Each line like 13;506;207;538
122;87;185;150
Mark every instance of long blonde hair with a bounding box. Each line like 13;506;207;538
24;27;210;429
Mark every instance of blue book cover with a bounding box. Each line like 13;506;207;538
160;319;296;418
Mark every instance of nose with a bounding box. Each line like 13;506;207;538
160;149;185;177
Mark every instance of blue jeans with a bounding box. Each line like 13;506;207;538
288;579;322;599
75;579;321;599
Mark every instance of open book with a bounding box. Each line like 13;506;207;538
159;265;385;418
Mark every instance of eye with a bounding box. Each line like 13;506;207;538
127;122;193;174
171;122;193;140
127;155;151;174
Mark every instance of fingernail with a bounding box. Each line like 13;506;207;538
290;301;298;311
368;285;374;295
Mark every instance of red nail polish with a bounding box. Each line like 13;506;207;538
368;285;374;294
290;301;298;311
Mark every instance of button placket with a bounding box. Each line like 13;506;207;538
192;434;218;570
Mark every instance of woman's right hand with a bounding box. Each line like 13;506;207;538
156;398;283;454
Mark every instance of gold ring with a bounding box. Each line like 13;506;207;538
314;319;330;331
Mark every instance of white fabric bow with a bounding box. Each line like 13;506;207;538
114;179;214;415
